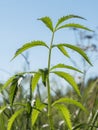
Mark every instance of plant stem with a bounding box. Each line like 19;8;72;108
26;75;33;130
47;32;55;130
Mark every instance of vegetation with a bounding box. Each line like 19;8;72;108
0;15;98;130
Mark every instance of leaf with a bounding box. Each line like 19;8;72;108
12;41;49;60
13;102;27;107
56;23;93;32
53;44;92;65
55;104;72;130
9;78;18;105
55;15;86;29
50;63;82;73
90;110;98;130
52;98;87;112
31;99;46;126
27;101;32;114
31;72;41;92
0;75;16;93
38;17;53;32
72;123;88;130
0;114;5;130
7;108;25;130
52;71;81;97
40;68;48;87
0;106;7;114
57;45;70;58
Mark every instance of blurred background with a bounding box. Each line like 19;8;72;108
0;0;98;82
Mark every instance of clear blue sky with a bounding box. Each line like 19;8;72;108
0;0;98;82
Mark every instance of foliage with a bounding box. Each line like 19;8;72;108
0;14;96;130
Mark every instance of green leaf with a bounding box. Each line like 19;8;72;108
0;106;7;114
31;99;46;126
52;71;81;96
38;16;53;32
13;102;27;107
7;108;25;130
52;98;87;112
27;101;32;114
55;15;86;29
90;110;98;130
56;23;92;32
39;68;48;87
55;104;72;130
0;114;5;130
12;41;49;60
57;45;70;58
0;75;16;93
72;123;88;130
50;63;82;73
9;78;18;105
53;44;92;65
31;72;41;92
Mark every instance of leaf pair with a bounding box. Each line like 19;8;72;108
52;97;87;130
38;15;92;32
52;44;92;65
11;41;92;67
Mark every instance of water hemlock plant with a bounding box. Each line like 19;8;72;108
0;14;92;130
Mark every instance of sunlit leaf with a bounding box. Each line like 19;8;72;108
9;78;18;106
0;75;16;93
12;41;48;60
7;108;25;130
52;98;87;112
0;106;7;114
57;45;70;58
52;71;81;96
38;17;53;32
50;63;82;73
53;44;92;65
31;72;41;92
55;104;72;130
56;23;92;32
31;99;46;126
55;15;86;29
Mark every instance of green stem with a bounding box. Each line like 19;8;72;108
47;32;55;130
26;76;33;130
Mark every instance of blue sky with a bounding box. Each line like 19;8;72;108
0;0;98;82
